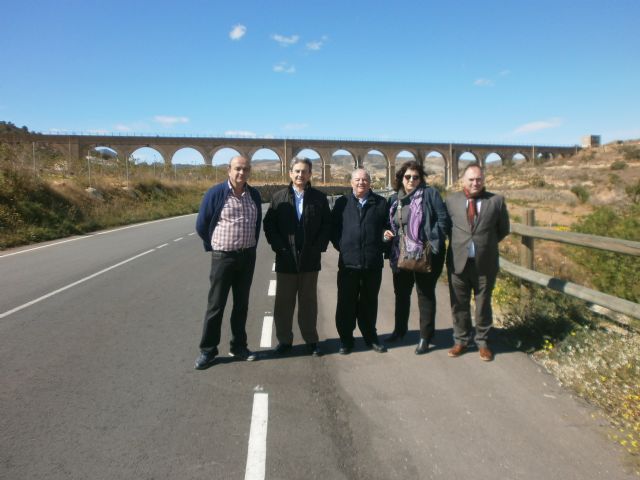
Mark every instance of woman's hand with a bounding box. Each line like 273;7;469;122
383;230;395;242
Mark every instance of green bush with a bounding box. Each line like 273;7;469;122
610;160;628;170
570;185;590;203
569;205;640;302
529;175;546;188
626;181;640;203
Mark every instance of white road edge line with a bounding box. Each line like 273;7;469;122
157;243;169;249
267;280;276;297
188;232;196;236
0;249;156;319
260;316;273;348
0;214;196;259
174;237;184;242
245;392;268;480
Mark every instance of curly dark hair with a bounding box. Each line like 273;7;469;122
394;160;427;191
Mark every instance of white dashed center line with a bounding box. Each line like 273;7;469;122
260;315;273;348
267;280;276;296
245;391;268;480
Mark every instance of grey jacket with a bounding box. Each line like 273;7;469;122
445;190;510;275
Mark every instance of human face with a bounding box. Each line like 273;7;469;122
228;156;251;190
351;170;371;199
289;162;311;190
402;168;422;194
462;166;484;195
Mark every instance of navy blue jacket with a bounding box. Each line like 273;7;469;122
195;181;262;252
330;191;389;270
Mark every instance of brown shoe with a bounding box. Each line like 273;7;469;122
479;347;494;362
448;344;467;358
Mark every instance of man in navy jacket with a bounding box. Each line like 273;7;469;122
194;155;262;370
331;168;388;355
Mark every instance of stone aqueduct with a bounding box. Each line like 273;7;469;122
32;134;579;187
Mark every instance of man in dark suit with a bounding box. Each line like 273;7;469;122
446;163;510;361
263;158;331;357
331;168;388;355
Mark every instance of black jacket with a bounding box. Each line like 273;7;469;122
263;183;331;273
331;191;389;270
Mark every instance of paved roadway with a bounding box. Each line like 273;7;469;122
0;213;635;479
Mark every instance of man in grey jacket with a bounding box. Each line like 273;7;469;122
445;163;509;361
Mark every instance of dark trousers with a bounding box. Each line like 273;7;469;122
273;271;320;345
199;249;256;352
447;258;496;348
335;268;382;347
392;251;445;341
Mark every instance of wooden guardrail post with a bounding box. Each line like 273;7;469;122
520;209;535;270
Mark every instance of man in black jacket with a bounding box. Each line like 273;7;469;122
331;168;388;354
263;158;331;356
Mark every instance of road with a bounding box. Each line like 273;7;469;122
1;213;635;479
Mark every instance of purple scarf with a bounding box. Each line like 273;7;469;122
389;187;425;268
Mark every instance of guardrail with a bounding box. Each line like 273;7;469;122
501;209;640;327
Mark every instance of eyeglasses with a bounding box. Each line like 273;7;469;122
404;174;421;181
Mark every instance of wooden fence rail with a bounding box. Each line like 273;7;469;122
503;209;640;325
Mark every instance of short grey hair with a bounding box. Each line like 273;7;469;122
351;167;371;182
290;157;313;172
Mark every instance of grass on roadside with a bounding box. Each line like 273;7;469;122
0;168;206;249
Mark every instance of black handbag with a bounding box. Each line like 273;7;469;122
396;203;432;273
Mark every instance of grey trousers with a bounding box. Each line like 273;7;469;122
447;259;496;348
273;271;320;345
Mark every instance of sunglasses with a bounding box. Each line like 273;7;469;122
404;174;421;181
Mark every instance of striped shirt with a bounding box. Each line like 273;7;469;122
211;181;258;251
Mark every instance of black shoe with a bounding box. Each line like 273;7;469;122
307;343;323;357
370;343;388;353
229;347;257;361
194;350;217;370
339;345;352;355
273;343;292;356
386;331;405;343
415;339;429;355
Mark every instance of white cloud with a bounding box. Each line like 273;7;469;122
273;62;296;74
229;24;247;40
115;124;132;132
514;117;564;134
306;35;328;51
283;123;308;130
154;115;189;126
87;129;109;135
271;33;299;46
499;69;511;76
225;130;257;138
474;78;494;87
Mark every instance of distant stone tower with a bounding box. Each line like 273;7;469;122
581;135;601;148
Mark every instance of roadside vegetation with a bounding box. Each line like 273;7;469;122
0;167;207;249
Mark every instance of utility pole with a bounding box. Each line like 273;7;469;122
32;142;36;177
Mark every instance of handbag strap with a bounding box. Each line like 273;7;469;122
396;200;406;237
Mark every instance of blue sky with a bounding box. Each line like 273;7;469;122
2;0;639;159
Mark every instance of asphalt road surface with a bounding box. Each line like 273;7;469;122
1;213;636;479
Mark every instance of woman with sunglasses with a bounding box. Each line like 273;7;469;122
383;160;451;354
